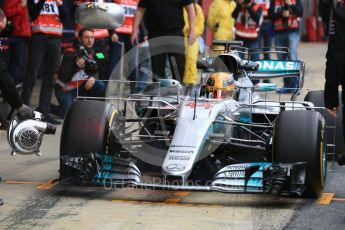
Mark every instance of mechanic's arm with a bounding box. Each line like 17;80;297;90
0;62;23;110
139;21;148;40
131;7;145;44
0;61;33;119
28;0;46;21
324;7;345;116
186;3;196;45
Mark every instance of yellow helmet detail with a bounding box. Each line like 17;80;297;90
206;72;236;98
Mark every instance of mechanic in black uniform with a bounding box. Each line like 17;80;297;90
324;1;345;165
131;0;196;82
0;9;34;206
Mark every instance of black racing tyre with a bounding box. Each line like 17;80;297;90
273;110;326;197
304;90;344;158
60;100;116;155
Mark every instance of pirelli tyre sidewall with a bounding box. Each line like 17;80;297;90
304;90;344;157
273;110;326;197
60;100;117;155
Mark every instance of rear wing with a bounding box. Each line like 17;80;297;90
249;60;306;92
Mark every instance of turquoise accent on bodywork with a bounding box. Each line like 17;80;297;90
213;114;225;132
159;79;180;87
256;83;277;91
94;153;113;184
256;60;301;74
94;153;274;189
247;162;272;169
244;162;272;187
239;114;251;123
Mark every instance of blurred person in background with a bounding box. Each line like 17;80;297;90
2;0;31;85
54;29;106;116
207;0;236;46
232;0;263;53
135;22;152;94
232;0;262;84
183;0;204;87
256;0;274;59
21;0;67;124
60;0;74;48
131;0;196;83
107;0;138;92
269;0;303;94
256;0;273;83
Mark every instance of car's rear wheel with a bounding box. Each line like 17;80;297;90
273;110;326;197
304;90;344;159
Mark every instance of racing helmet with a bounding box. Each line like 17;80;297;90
205;72;236;99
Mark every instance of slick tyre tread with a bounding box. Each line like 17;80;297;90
60;100;111;155
273;110;326;197
304;90;344;157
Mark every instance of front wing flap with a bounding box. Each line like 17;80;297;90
211;162;306;195
60;154;307;196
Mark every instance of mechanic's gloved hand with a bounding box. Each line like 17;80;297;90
16;104;34;120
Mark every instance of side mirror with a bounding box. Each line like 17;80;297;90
75;2;125;29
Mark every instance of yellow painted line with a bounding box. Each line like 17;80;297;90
173;191;190;196
111;200;139;204
164;198;181;203
332;198;345;202
141;201;155;204
208;205;224;208
6;180;43;185
151;202;167;205
35;180;58;190
317;193;334;205
180;203;195;207
194;204;209;207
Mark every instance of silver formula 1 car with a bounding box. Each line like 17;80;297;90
59;41;330;197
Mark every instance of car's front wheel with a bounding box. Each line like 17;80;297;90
273;110;326;197
60;100;118;181
304;90;344;158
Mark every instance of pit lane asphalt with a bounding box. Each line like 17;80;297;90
0;42;345;230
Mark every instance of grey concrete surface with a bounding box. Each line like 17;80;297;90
1;42;345;230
